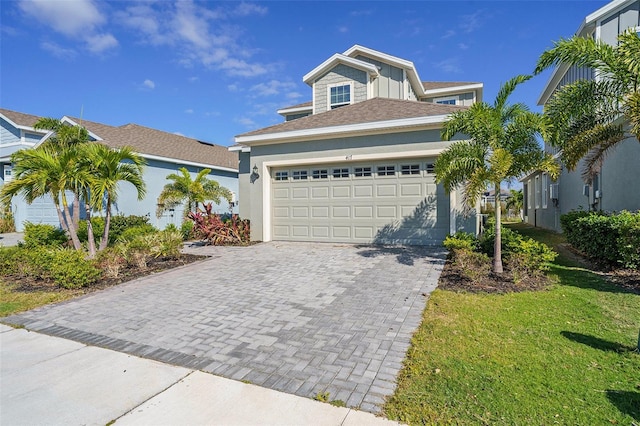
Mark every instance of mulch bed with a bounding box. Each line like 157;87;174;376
6;254;207;294
438;257;551;294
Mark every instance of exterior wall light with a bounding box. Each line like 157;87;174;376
250;164;260;183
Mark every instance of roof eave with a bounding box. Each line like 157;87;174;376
303;54;379;85
276;106;313;116
235;115;451;146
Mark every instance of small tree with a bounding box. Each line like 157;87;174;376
436;75;559;273
156;167;231;218
505;189;524;220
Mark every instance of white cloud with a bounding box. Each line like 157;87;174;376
458;43;469;50
459;10;487;33
188;76;199;82
236;117;257;127
227;84;240;92
338;26;349;34
442;30;456;39
286;92;303;100
117;1;270;77
350;9;373;17
250;80;297;97
40;41;77;59
19;0;117;55
433;58;462;74
232;2;268;17
143;79;155;89
184;108;194;114
85;33;118;53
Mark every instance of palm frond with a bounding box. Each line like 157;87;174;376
494;75;531;111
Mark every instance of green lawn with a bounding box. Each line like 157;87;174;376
384;223;640;425
0;282;78;318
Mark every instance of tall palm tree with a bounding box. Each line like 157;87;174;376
156;167;232;218
534;29;640;180
0;146;84;250
84;143;147;251
436;75;559;273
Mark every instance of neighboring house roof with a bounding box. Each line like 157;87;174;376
236;97;466;143
1;108;238;172
0;108;45;130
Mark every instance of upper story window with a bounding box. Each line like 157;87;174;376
329;83;352;110
434;96;457;105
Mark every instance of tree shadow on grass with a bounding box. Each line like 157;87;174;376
606;390;640;421
355;245;447;266
560;331;636;353
549;263;637;295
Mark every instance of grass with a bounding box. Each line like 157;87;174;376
0;282;79;318
384;223;640;425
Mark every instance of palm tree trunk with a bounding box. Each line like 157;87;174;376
61;192;82;250
72;191;80;231
493;183;504;274
52;195;70;235
99;196;112;251
84;199;97;258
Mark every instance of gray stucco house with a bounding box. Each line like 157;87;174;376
231;45;483;245
0;108;238;231
521;0;640;231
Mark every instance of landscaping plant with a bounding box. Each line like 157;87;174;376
188;203;250;245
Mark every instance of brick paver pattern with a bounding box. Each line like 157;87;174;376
3;242;445;413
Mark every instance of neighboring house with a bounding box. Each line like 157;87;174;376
0;108;238;231
481;188;511;210
522;0;640;231
231;45;483;245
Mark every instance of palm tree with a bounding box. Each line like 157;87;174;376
534;29;640;180
83;143;147;251
0;146;84;250
505;189;524;220
436;75;559;273
156;167;232;218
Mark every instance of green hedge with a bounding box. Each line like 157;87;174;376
560;210;640;269
77;214;152;245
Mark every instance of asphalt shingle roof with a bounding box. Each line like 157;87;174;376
0;108;237;170
238;97;467;138
422;81;480;91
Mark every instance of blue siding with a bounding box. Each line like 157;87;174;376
1;118;21;145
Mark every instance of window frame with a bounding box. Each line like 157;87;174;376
542;173;549;208
292;170;308;180
400;164;420;175
332;168;349;179
535;175;541;209
425;163;435;174
327;82;354;110
376;165;396;177
354;166;372;178
433;96;457;105
311;169;328;179
274;171;289;181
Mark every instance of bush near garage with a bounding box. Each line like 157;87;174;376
21;222;68;248
188;203;250;245
560;210;640;269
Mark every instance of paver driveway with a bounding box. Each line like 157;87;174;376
3;242;445;413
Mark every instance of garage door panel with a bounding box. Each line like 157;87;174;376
312;187;329;198
353;185;373;197
376;184;396;197
332;186;350;197
271;160;449;245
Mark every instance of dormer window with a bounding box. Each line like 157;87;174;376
434;96;457;105
329;83;353;109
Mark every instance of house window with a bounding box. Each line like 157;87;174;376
377;165;395;176
434;96;457;105
425;163;435;174
523;183;529;212
401;164;420;175
542;173;549;208
329;83;352;109
535;175;541;208
292;170;308;180
332;168;349;178
3;165;12;182
354;166;372;177
312;169;328;179
274;171;288;181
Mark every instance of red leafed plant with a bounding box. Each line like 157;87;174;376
187;203;250;245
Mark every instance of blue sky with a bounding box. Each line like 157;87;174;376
1;0;609;147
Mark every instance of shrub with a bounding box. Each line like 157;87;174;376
452;248;491;281
0;207;16;233
188;203;250;245
479;223;557;271
22;223;68;248
444;232;478;251
96;245;127;278
117;224;157;243
121;229;182;269
109;214;150;242
0;246;22;275
561;210;640;269
47;249;101;289
181;220;194;241
77;217;105;243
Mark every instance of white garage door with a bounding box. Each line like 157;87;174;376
271;160;450;245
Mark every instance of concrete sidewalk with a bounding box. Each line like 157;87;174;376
0;324;399;426
0;232;23;247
